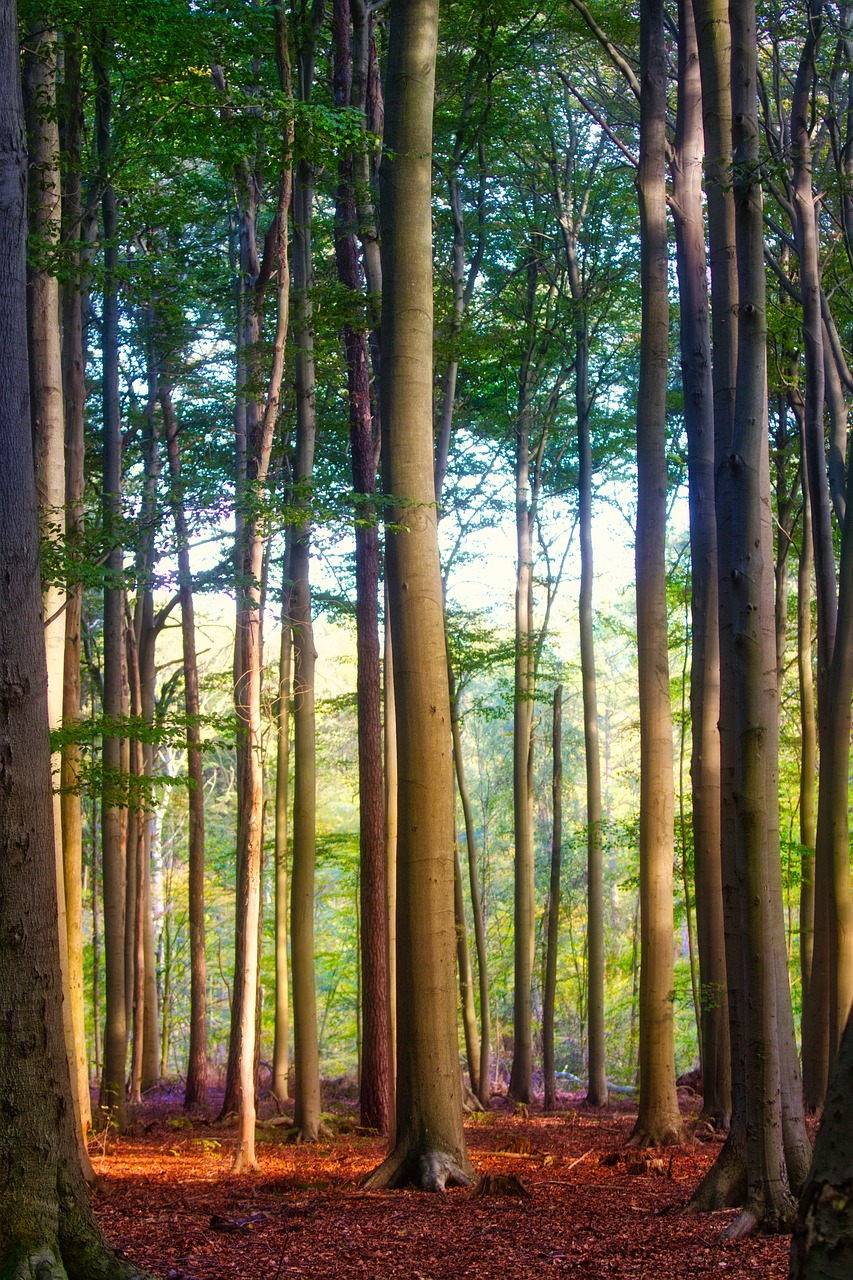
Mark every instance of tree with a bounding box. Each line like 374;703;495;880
363;0;472;1191
790;1006;853;1278
0;7;147;1270
631;0;683;1148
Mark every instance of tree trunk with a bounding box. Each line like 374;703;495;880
508;251;539;1107
59;23;93;1147
161;380;208;1111
332;0;388;1134
0;12;147;1265
449;663;491;1106
576;312;606;1109
631;0;683;1148
671;0;729;1130
226;31;293;1166
363;0;472;1190
94;35;127;1133
272;541;292;1105
23;18;94;1175
720;0;805;1233
384;603;398;1136
453;842;481;1100
790;1005;853;1278
797;418;817;1053
289;120;321;1140
542;686;563;1112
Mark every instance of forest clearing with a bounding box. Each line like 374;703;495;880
92;1091;791;1280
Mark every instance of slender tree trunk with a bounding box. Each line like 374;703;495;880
631;0;683;1148
508;253;539;1107
449;665;491;1105
272;541;292;1104
94;36;127;1133
797;418;817;1044
289;109;321;1139
384;604;398;1136
160;380;208;1110
453;842;481;1100
576;318;607;1108
332;0;388;1134
542;686;563;1112
363;0;472;1190
671;0;729;1130
59;24;93;1145
125;618;146;1107
227;27;294;1166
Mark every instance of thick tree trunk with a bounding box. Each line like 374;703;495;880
23;18;94;1175
671;0;729;1130
363;0;472;1190
631;0;683;1149
790;1006;853;1278
0;14;148;1266
542;686;563;1112
720;0;807;1234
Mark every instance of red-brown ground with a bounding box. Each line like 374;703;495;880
91;1090;792;1280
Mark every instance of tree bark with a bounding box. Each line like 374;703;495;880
272;540;292;1105
363;0;472;1190
161;380;208;1110
671;0;729;1130
289;13;322;1135
542;686;563;1112
0;11;148;1265
631;0;683;1148
59;23;93;1147
332;0;388;1134
94;35;127;1133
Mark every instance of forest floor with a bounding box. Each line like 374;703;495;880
91;1084;792;1280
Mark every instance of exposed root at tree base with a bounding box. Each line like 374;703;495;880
627;1122;685;1149
684;1132;746;1213
5;1239;154;1280
719;1192;797;1241
361;1146;474;1192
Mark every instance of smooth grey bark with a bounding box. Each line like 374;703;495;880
363;0;472;1191
631;0;683;1148
542;686;563;1112
332;0;388;1134
272;540;291;1104
672;0;729;1130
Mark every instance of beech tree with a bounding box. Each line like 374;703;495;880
363;0;472;1190
0;5;146;1270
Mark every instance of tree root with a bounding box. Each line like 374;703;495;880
684;1130;746;1213
627;1120;685;1149
5;1237;154;1280
362;1146;474;1192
